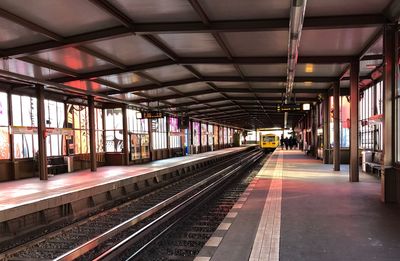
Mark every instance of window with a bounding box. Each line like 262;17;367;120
0;92;9;159
152;117;167;150
208;124;213;146
12;94;38;158
214;125;219;145
105;108;123;152
169;117;181;149
45;99;65;156
201;123;207;147
68;104;89;154
340;96;350;148
128;109;149;159
192;121;200;146
359;81;383;151
95;108;104;153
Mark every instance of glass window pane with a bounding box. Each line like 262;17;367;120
0;127;10;159
12;95;21;126
0;92;8;126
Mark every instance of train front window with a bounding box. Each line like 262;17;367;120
263;136;275;142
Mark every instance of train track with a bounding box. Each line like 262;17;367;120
0;149;262;261
90;149;265;261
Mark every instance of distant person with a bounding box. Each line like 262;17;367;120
280;136;285;149
289;137;294;150
284;137;289;150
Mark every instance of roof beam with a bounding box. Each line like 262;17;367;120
0;15;386;58
102;76;336;95
133;87;324;103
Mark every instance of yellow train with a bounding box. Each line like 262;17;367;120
260;134;280;152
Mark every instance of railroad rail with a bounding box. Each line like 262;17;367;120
0;148;262;261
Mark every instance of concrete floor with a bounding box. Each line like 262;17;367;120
197;149;400;261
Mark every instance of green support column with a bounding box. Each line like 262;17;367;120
349;59;360;182
37;84;48;180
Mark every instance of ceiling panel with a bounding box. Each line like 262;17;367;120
250;82;285;89
109;93;143;101
192;64;239;76
0;16;47;49
172;82;212;93
84;35;167;65
185;103;211;110
223;31;288;57
299;27;381;56
165;97;196;104
156;33;225;57
293;82;331;89
30;47;114;73
207;100;233;106
99;72;151;88
0;58;68;80
200;0;290;20
109;0;199;22
215;82;252;89
306;0;391;17
139;88;177;97
64;80;110;92
365;35;383;56
225;93;256;98
0;0;119;37
295;64;347;77
144;65;193;82
192;93;224;101
240;64;287;77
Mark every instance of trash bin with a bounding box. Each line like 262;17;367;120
381;167;396;203
361;151;372;172
64;156;74;173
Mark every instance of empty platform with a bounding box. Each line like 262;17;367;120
196;149;400;261
0;146;253;236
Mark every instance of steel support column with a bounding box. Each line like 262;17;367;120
36;84;47;180
323;93;330;164
349;60;360;182
122;106;129;165
333;81;340;171
166;115;171;157
314;103;319;158
148;119;153;160
88;96;97;172
381;24;397;202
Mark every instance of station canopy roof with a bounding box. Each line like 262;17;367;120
0;0;397;129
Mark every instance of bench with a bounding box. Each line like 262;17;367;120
365;152;383;176
47;157;68;175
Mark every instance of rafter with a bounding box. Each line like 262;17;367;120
0;13;386;58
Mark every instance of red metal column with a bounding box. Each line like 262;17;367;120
381;24;397;202
122;105;129;165
37;84;48;180
88;96;97;172
323;92;330;164
333;81;340;171
349;60;360;182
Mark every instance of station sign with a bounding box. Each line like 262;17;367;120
276;103;302;112
142;111;163;119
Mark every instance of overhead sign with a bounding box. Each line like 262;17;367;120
11;126;38;134
142;111;163;119
276;103;302;112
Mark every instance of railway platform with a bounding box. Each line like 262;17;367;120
0;146;254;237
196;149;400;261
